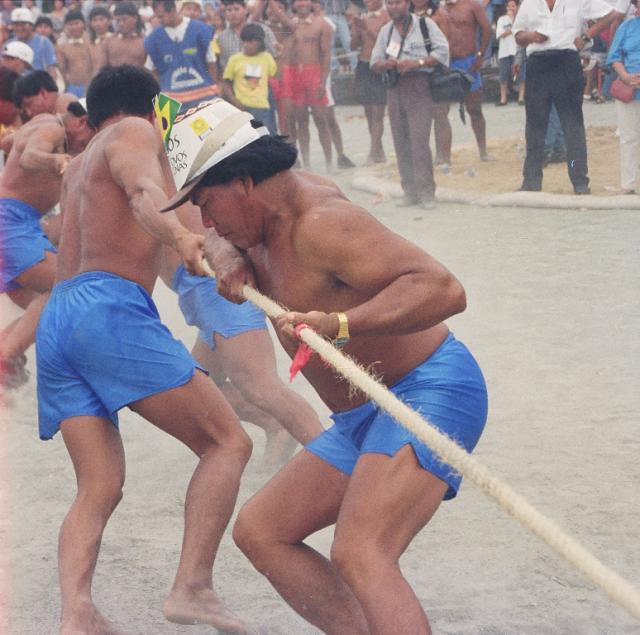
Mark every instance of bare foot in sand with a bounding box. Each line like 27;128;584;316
164;588;257;634
60;602;127;635
263;427;298;468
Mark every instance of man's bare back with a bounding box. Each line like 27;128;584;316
0;114;70;213
444;0;488;58
220;170;452;412
57;117;176;292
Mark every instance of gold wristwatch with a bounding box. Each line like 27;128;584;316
334;312;350;348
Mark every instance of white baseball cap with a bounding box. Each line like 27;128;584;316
157;96;269;211
183;0;204;7
10;8;35;24
2;41;34;67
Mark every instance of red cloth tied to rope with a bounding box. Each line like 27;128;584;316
289;323;314;381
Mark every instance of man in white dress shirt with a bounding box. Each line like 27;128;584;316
513;0;614;194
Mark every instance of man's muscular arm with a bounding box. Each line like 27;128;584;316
104;118;205;275
279;201;466;339
471;0;491;69
318;20;333;96
203;230;256;302
19;121;70;174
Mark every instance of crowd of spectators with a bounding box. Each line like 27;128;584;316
0;0;638;198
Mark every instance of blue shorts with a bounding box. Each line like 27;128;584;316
36;271;202;440
0;198;56;293
66;83;85;98
172;264;266;349
306;333;488;500
451;54;483;93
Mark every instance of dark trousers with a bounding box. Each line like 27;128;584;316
523;50;588;190
387;73;435;201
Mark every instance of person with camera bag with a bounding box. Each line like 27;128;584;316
371;0;449;209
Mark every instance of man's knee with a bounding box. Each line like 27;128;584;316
330;533;387;586
232;503;274;571
77;475;124;517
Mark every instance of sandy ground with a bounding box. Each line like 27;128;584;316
367;125;624;198
1;101;639;634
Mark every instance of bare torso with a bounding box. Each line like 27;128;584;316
103;35;146;68
246;172;448;412
57;40;94;87
353;10;389;61
444;0;482;58
0;114;66;213
291;17;330;65
56;118;170;293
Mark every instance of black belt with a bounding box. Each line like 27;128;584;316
529;49;576;58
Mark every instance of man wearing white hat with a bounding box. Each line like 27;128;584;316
36;65;256;634
1;40;34;75
9;7;58;78
160;91;487;635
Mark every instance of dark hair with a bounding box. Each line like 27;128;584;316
152;1;177;10
67;100;87;117
86;65;160;129
240;23;265;42
114;1;140;16
222;0;246;6
89;6;112;20
12;70;58;107
34;15;54;29
0;68;19;103
64;9;85;24
114;1;144;34
197;133;297;190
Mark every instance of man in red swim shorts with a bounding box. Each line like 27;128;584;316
281;0;333;170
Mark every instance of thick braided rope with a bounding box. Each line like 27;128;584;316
205;264;640;621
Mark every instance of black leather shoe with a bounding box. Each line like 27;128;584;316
518;184;541;192
574;184;591;195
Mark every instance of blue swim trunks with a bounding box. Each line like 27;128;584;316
306;333;488;500
36;271;203;440
172;263;266;349
451;54;483;93
0;198;56;293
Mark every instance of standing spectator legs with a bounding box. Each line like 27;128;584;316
387;75;436;204
543;104;566;162
552;52;589;190
522;54;554;190
615;99;640;193
465;91;489;160
433;102;452;166
364;104;386;164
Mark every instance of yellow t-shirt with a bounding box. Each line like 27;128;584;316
223;51;277;109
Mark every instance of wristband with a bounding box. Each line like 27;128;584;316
334;312;350;347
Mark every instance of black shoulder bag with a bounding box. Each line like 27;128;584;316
419;16;473;123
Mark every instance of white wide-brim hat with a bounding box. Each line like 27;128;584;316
157;95;269;212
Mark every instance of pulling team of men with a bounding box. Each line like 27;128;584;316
0;62;489;635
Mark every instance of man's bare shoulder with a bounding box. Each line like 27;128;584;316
102;117;160;153
292;175;386;256
18;113;60;134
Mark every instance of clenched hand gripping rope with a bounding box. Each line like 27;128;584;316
201;261;640;622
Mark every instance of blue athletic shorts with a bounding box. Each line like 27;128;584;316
172;263;266;349
0;198;56;293
451;54;483;93
36;271;203;440
306;333;488;500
